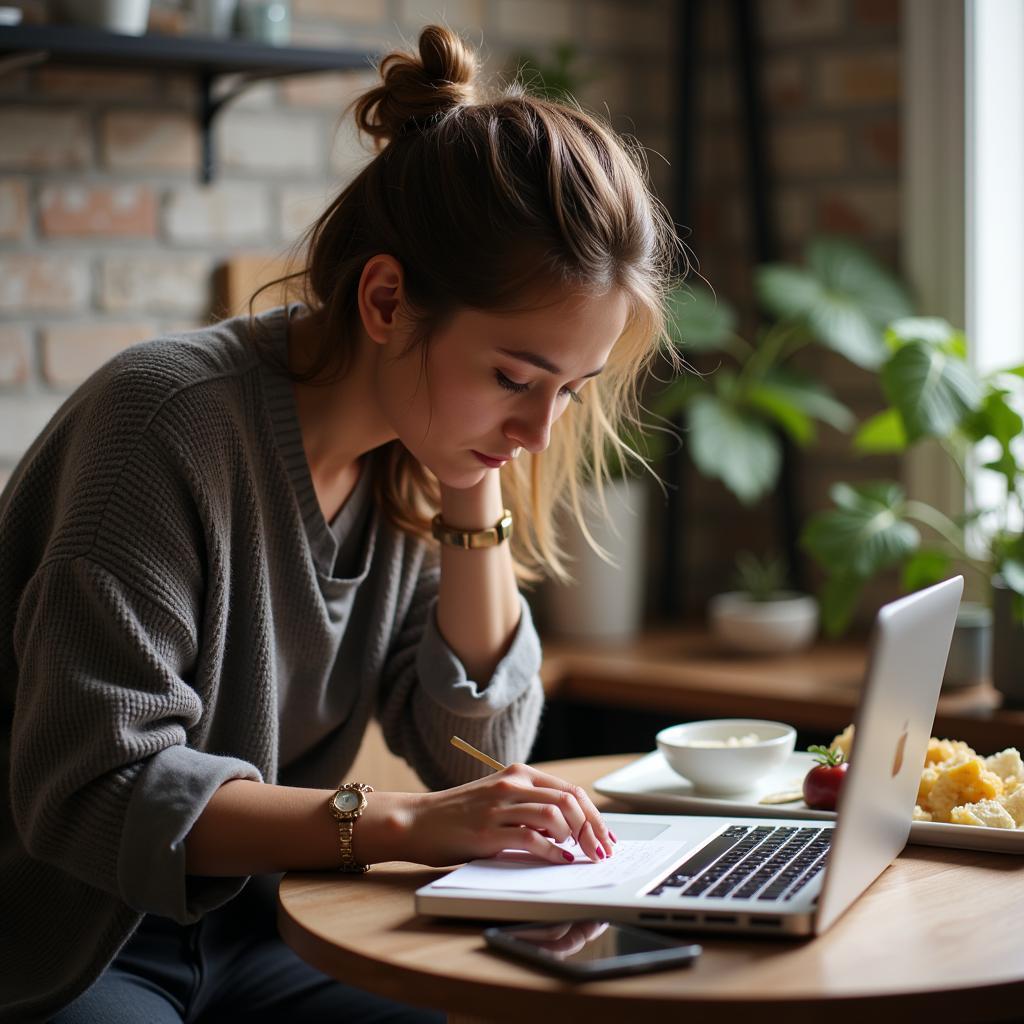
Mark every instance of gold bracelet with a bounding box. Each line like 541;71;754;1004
431;508;513;549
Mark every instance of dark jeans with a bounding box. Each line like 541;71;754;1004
51;875;444;1024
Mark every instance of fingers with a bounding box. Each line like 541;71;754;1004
528;784;613;863
497;803;574;844
490;765;616;863
502;826;576;865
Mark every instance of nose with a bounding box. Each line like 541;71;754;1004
504;395;557;454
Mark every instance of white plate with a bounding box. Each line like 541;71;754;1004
594;751;1024;855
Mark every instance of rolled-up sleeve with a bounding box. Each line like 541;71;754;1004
378;555;545;791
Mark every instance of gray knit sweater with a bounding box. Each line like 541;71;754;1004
0;307;544;1021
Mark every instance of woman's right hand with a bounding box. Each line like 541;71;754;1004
380;763;617;868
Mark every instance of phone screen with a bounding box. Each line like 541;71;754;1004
485;920;701;977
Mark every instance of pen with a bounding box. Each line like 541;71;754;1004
450;735;506;772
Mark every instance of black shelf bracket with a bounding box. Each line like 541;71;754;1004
0;24;377;184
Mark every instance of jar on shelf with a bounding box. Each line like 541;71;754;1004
236;0;290;45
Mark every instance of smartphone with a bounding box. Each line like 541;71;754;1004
483;920;702;980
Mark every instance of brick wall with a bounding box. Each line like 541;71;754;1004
0;0;903;623
0;0;672;490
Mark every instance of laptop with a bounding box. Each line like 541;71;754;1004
415;576;964;937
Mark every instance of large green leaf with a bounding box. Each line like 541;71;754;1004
755;265;825;321
801;481;919;577
818;572;866;637
853;408;908;453
881;340;983;441
803;237;914;369
806;237;913;322
1001;558;1024;598
666;286;736;351
885;317;961;353
902;548;952;591
687;394;781;505
756;369;855;432
744;383;815;445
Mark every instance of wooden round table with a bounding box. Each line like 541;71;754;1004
278;755;1024;1023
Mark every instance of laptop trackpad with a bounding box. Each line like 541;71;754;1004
609;820;671;841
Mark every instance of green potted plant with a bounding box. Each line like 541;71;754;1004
800;316;1024;703
657;236;913;507
709;550;819;654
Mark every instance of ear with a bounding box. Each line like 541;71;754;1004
357;254;407;346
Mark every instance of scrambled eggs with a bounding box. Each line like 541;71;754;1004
828;725;1024;829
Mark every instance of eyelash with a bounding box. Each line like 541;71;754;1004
495;370;583;405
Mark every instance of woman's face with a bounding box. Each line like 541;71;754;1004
373;286;631;489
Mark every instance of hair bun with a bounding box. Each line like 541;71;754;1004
353;25;480;146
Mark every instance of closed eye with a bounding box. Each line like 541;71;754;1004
495;370;583;405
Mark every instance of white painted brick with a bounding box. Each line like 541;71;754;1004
100;254;213;314
102;111;200;172
279;184;335;242
281;69;379;110
0;395;64;462
0;255;91;313
0;325;32;385
0;108;92;170
213;75;278;111
163;184;272;244
494;0;573;45
397;0;485;35
216;112;323;174
328;119;374;185
41;321;158;388
0;178;30;240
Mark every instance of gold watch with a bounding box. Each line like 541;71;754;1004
328;782;373;873
431;508;513;549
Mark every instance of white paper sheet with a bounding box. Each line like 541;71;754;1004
429;840;682;893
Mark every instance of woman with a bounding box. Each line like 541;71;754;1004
0;24;681;1023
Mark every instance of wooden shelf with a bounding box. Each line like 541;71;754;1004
540;628;1024;753
0;24;377;181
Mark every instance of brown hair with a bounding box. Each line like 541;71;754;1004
253;25;683;582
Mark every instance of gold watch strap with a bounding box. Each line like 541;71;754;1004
332;782;373;874
431;508;513;549
336;818;368;874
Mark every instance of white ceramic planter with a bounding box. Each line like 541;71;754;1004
544;476;648;641
709;591;819;654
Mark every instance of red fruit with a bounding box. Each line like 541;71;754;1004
802;745;849;811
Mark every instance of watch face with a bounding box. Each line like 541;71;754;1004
333;791;361;814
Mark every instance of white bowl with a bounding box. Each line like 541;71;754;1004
655;718;797;794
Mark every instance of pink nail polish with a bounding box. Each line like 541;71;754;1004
596;847;605;860
610;831;618;843
562;849;575;862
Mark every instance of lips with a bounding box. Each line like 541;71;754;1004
472;450;510;468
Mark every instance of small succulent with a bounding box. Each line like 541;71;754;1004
733;550;790;602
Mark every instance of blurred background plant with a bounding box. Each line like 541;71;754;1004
654;236;914;505
801;316;1024;634
731;550;790;601
513;42;594;103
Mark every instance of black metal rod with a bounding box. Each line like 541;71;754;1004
660;0;701;621
732;0;804;590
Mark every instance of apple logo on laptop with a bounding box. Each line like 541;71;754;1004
891;719;909;777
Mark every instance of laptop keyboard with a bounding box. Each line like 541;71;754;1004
646;824;832;903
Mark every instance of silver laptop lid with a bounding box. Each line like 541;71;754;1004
814;576;963;934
